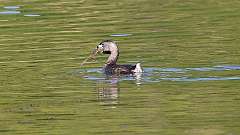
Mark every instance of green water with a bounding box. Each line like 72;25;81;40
0;0;240;135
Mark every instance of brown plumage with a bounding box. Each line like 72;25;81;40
96;40;142;75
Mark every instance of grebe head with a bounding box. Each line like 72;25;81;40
96;40;118;54
96;40;119;65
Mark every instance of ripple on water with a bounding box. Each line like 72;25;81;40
1;6;40;16
0;6;20;15
160;77;240;82
74;65;240;84
24;14;41;17
0;11;21;15
4;6;20;10
110;34;132;37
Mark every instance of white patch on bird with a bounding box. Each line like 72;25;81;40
133;63;143;73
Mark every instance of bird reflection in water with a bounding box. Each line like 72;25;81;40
96;77;119;106
96;73;142;106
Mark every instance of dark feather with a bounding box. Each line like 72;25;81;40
104;64;136;75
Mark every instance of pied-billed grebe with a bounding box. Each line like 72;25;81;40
96;40;143;75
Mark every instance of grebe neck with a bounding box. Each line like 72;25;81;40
106;50;119;65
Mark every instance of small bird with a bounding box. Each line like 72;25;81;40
96;40;143;75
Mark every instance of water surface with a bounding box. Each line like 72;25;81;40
0;0;240;135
